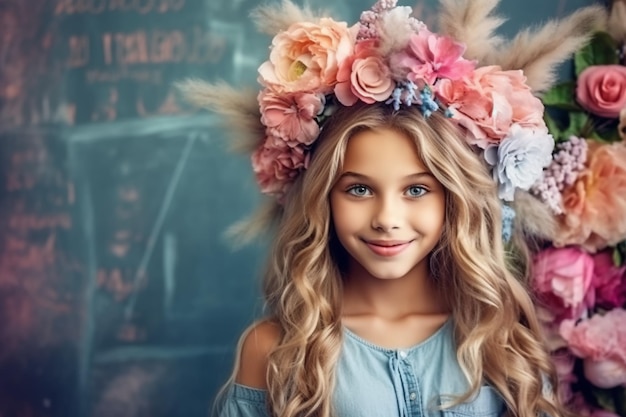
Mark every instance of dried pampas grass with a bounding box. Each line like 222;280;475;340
438;0;506;63
250;0;322;36
176;79;263;153
492;6;607;93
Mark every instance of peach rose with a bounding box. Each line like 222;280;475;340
576;65;626;118
258;90;324;146
436;65;547;148
334;40;394;105
555;141;626;251
257;18;355;94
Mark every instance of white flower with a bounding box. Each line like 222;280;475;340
379;6;426;55
484;124;555;201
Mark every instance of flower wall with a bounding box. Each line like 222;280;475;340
531;10;626;415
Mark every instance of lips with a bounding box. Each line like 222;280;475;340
364;239;412;257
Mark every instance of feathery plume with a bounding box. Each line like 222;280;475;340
176;79;264;153
250;0;322;36
513;191;557;241
608;0;626;44
493;6;607;93
437;0;506;63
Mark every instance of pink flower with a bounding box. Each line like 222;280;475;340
436;65;547;148
555;141;626;251
389;29;475;85
583;358;626;388
532;246;595;321
258;19;355;94
576;65;626;118
251;140;309;196
592;250;626;308
334;40;394;105
258;90;324;146
560;309;626;388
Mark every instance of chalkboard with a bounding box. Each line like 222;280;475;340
0;1;603;416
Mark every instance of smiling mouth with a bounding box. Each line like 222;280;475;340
364;240;413;257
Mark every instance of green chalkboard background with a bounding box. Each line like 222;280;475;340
0;1;603;416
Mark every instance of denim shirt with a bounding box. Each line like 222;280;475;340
218;319;505;417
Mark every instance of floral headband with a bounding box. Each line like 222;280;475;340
251;0;555;204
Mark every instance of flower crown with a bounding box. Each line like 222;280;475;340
251;0;555;204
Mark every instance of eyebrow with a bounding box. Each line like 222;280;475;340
339;171;436;181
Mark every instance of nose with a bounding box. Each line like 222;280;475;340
371;194;402;232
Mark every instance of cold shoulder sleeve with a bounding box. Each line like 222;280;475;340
218;384;270;417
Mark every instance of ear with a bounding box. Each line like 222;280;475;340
176;79;264;153
437;0;506;63
490;6;608;93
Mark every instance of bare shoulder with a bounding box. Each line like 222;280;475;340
235;320;282;389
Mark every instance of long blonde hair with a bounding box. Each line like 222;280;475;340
231;102;565;417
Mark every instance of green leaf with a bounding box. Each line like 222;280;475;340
614;241;626;267
563;111;592;139
575;32;620;76
542;82;581;111
543;111;565;141
613;247;623;267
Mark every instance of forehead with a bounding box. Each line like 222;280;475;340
340;127;428;175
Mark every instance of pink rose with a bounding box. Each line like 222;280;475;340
591;250;626;308
583;358;626;388
560;309;626;388
576;65;626;118
251;140;309;196
334;40;394;105
532;246;594;320
258;90;324;146
436;65;547;148
389;29;475;85
258;19;355;94
555;141;626;251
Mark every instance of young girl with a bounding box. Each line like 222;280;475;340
181;1;606;416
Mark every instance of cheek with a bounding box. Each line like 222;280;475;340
330;196;361;234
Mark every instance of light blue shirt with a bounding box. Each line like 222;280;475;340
218;319;505;417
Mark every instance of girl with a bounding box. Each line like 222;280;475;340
180;1;606;416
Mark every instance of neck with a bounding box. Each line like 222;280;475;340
341;260;448;320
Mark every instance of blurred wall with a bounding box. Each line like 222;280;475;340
0;1;603;416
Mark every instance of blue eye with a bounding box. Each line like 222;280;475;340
347;185;371;196
406;186;427;197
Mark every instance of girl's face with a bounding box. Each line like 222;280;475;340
329;127;446;281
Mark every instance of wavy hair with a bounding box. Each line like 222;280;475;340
230;102;566;417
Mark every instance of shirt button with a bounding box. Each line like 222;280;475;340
399;351;407;358
410;392;417;401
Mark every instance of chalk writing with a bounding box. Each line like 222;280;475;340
99;28;226;66
55;0;186;15
67;35;90;68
